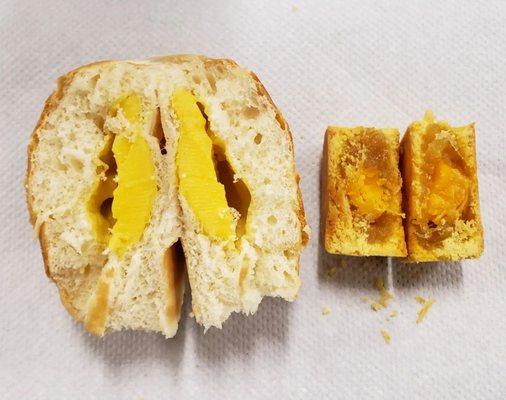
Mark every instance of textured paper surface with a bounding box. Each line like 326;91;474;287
1;0;505;398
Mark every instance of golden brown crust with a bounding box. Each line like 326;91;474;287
203;57;239;70
38;223;52;279
58;287;82;322
323;128;350;253
84;267;114;336
322;130;331;251
295;174;310;247
26;84;65;226
467;125;485;254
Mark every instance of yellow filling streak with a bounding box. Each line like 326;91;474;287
172;89;234;241
109;134;157;256
87;93;157;256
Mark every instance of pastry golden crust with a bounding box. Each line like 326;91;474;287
400;112;484;261
323;126;406;256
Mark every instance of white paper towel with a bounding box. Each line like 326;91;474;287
1;0;505;398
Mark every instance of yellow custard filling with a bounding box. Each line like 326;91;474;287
87;93;157;256
172;89;235;241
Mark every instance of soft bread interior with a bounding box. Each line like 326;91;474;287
160;58;307;329
27;56;308;334
27;61;184;336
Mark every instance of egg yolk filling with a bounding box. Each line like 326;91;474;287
87;93;157;256
347;166;392;222
172;89;250;241
342;129;399;242
425;160;469;224
418;123;471;241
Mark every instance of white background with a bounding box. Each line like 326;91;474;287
1;1;505;398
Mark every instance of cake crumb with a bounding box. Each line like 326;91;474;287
325;266;338;279
360;296;369;303
386;309;398;321
379;290;393;308
416;297;435;323
189;311;195;318
322;306;331;316
292;5;298;12
381;329;391;344
340;259;348;268
374;277;384;291
371;277;394;310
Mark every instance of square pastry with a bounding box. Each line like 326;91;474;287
400;112;484;261
323;126;406;256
